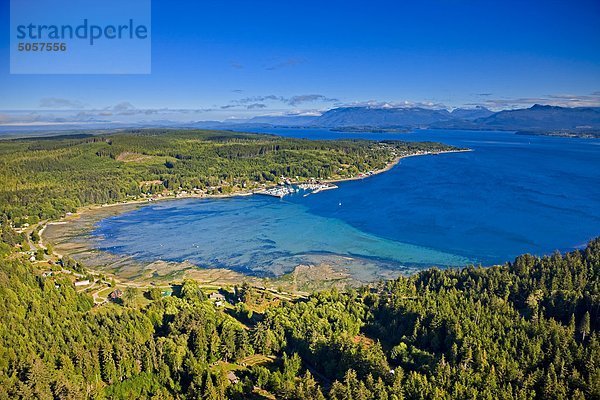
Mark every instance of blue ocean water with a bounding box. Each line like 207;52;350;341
92;129;600;277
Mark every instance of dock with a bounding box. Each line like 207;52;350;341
255;186;297;198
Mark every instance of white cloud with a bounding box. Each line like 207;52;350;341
468;92;600;110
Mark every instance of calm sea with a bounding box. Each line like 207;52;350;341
91;129;600;277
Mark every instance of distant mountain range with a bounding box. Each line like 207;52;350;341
244;115;320;126
207;104;600;137
470;104;600;131
3;104;599;138
314;106;454;127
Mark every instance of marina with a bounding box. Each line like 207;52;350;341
256;182;339;198
255;186;298;198
47;128;600;279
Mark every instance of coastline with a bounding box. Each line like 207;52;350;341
322;148;472;184
71;147;472;215
41;147;471;290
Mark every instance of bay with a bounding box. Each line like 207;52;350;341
91;129;600;277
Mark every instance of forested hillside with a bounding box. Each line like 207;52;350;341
0;232;598;399
0;129;455;225
0;129;597;399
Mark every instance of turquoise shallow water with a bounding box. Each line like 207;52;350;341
92;129;600;277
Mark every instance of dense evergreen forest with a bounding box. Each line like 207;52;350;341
0;129;598;399
0;226;598;398
0;129;455;225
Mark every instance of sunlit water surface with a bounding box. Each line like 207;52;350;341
92;129;600;276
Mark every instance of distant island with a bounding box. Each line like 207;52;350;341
515;130;600;139
188;104;600;138
2;104;600;139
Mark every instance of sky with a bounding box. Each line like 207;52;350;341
1;0;600;125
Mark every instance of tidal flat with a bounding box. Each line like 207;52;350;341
44;128;600;291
